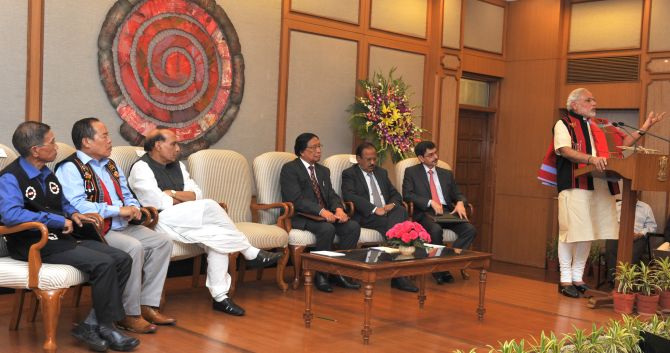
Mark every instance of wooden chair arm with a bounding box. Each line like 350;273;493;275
251;202;291;228
0;222;49;289
297;212;326;222
219;202;228;212
343;201;355;217
140;207;159;229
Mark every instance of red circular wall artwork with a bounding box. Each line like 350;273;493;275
98;0;244;157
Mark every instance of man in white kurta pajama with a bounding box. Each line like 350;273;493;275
128;129;281;316
554;88;664;298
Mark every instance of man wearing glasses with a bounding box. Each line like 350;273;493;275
280;132;361;293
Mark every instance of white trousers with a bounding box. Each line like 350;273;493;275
158;199;260;301
558;241;591;283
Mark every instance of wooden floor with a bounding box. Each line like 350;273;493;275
0;265;621;353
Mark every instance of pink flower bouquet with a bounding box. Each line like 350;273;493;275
386;221;431;248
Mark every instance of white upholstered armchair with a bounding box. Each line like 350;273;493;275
0;144;88;353
188;149;290;292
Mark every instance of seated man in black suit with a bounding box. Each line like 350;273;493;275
280;132;361;293
402;140;476;284
341;142;417;292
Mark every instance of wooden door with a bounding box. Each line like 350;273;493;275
455;109;494;251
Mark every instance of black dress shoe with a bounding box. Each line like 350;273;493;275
98;324;140;352
314;272;333;292
391;277;418;292
330;275;361;290
432;272;445;285
246;250;282;268
442;271;455;283
213;298;246;316
573;283;592;297
71;323;108;352
558;284;580;298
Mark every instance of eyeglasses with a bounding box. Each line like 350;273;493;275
35;140;57;148
305;144;324;150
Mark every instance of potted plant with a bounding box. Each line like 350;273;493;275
545;237;558;272
653;257;670;310
636;262;661;316
385;221;431;257
613;262;639;314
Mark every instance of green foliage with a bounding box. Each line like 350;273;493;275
615;262;640;294
636;262;661;296
452;315;670;353
546;238;558;261
653;257;670;291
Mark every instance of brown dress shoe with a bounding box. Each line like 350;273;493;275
141;305;177;325
116;315;157;334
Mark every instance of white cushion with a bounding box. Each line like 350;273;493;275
0;257;86;290
360;228;384;244
170;241;205;261
443;229;457;243
236;222;288;249
288;229;341;246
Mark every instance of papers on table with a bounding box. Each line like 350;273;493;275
370;246;399;254
310;250;345;257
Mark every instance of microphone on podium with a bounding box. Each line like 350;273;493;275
613;121;670;143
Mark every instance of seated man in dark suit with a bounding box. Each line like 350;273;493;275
402;140;476;284
0;122;139;352
341;142;417;292
280;132;361;292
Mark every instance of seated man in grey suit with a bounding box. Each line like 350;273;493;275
341;142;417;292
280;132;361;293
402;140;476;284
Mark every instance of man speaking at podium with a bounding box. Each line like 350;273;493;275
551;88;664;298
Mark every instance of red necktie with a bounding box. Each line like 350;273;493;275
98;176;125;235
308;165;326;209
428;169;441;206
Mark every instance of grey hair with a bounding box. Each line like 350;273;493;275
566;88;589;111
12;121;51;158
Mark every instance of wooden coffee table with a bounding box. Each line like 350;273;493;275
301;248;492;344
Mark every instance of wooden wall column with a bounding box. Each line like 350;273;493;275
25;0;44;122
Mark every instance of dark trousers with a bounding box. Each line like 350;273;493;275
43;240;131;324
300;218;361;251
417;215;476;250
356;206;408;238
606;238;647;282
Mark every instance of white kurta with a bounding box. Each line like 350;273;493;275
554;120;619;243
128;160;257;300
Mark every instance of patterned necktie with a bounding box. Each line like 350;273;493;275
308;165;326;208
428;169;441;206
367;172;384;208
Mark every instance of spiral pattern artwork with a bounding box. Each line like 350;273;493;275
99;0;244;157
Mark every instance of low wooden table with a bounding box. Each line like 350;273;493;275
301;248;492;344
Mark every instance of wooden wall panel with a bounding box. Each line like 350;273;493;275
649;0;670;52
370;0;427;38
439;75;458;166
442;0;461;49
560;82;641;109
463;0;504;54
291;0;360;24
569;0;643;52
492;195;553;267
285;32;357;155
643;80;670;231
490;0;562;268
461;50;505;77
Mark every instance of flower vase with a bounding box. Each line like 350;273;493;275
398;245;416;259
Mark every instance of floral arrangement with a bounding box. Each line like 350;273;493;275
349;68;423;163
386;221;431;248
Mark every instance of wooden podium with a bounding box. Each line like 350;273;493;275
574;154;670;308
